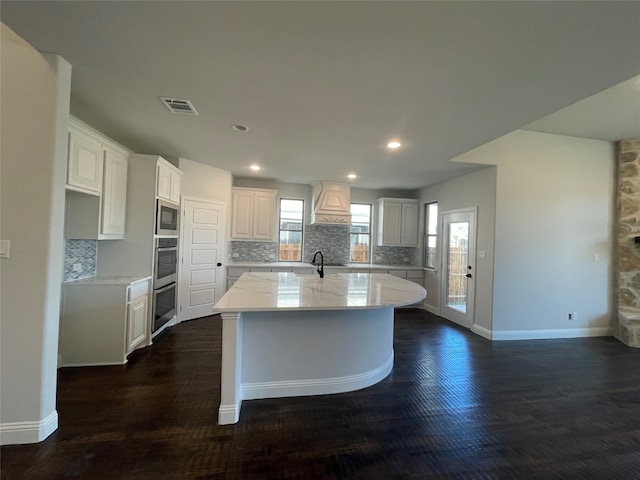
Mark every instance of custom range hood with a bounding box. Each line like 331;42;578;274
310;181;351;225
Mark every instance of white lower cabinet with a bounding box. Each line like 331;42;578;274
127;289;149;352
225;265;424;292
60;277;151;367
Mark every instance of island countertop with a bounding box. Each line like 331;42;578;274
213;272;426;313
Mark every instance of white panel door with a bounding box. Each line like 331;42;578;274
439;208;477;329
180;199;226;321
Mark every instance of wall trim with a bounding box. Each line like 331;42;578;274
218;404;240;425
421;304;440;316
492;326;613;341
0;410;58;445
471;324;492;340
242;352;394;400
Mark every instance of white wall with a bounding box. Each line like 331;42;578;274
454;130;615;338
418;167;497;332
0;24;71;444
179;158;233;205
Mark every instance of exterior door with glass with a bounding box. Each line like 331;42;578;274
439;208;476;329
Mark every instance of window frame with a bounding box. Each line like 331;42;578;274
423;201;438;269
349;203;372;264
278;197;304;263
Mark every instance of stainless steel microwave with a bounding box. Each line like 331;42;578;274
156;199;179;236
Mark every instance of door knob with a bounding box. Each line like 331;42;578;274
217;262;222;267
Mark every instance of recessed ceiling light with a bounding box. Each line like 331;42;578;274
347;173;357;179
387;141;402;149
250;164;261;171
232;124;249;132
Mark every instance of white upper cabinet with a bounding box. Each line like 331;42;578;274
376;198;419;247
157;160;181;204
231;187;277;241
65;118;129;240
100;147;128;238
67;126;103;195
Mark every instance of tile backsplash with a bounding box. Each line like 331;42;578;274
303;224;350;264
228;224;418;265
372;246;419;265
228;241;279;263
64;239;97;281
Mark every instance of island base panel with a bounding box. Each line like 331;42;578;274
218;307;395;424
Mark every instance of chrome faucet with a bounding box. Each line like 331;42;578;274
312;250;324;278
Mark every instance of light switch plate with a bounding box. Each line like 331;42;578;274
0;240;10;259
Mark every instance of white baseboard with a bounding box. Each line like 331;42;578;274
242;352;394;401
218;404;240;425
0;410;58;445
492;326;613;341
471;324;492;340
421;304;440;315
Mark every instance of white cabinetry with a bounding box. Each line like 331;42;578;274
65;118;129;240
310;181;351;224
225;265;423;292
67;126;103;195
60;277;151;367
100;147;128;237
127;282;149;351
231;187;277;241
157;161;181;204
376;198;419;246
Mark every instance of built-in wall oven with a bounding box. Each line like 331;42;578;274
153;237;178;333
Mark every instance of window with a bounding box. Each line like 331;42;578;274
424;202;438;268
350;203;371;263
278;199;304;262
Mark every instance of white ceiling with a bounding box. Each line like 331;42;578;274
2;1;640;189
524;75;640;142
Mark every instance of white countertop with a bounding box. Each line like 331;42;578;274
64;275;151;286
214;272;426;312
227;262;423;270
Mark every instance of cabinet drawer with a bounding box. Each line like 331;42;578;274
228;267;250;277
291;267;315;275
250;267;272;272
389;270;407;278
406;270;424;279
128;281;149;302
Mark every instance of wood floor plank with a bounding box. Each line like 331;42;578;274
3;309;640;479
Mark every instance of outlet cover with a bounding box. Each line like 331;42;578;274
0;240;10;259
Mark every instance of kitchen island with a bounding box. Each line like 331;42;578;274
213;271;426;424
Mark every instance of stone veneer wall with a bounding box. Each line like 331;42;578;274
616;137;640;347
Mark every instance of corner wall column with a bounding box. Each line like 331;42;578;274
218;312;243;424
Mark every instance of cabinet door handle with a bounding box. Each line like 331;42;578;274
217;262;223;267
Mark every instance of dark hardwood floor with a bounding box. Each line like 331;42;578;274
3;309;640;479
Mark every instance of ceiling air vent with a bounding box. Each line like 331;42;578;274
159;97;199;115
